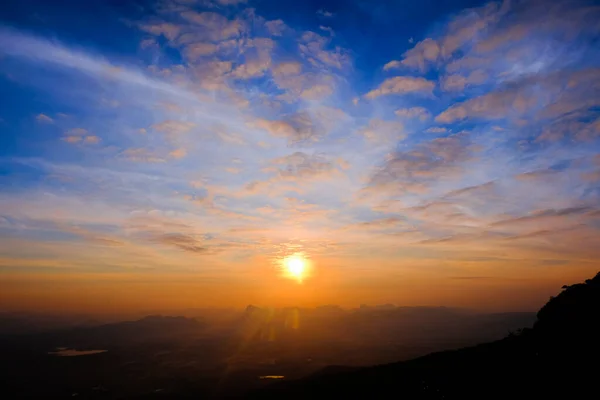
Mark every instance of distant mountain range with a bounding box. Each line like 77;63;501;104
0;303;539;398
8;279;598;399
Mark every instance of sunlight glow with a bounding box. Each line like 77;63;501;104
282;255;310;283
287;258;305;277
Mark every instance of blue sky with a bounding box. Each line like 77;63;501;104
1;0;600;311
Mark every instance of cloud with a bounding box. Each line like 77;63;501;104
492;206;593;229
65;128;89;136
191;60;233;87
62;136;81;144
121;148;166;163
435;86;533;123
382;60;401;71
317;9;334;18
231;58;271;80
272;70;337;103
439;0;510;58
382;2;508;74
357;119;405;144
300;83;334;100
581;170;600;182
364;76;435;99
139;22;182;41
214;126;245;145
425;127;448;133
35;113;53;123
180;11;244;41
231;57;271;79
152;120;196;138
440;74;468;92
84;135;101;144
139;38;157;49
251;197;338;227
225;167;242;174
0;27;248;119
125;214;224;255
243;152;346;197
0;216;127;249
346;217;404;231
514;169;560;182
230;37;274;79
272;151;333;178
400;200;486;229
252;119;303;142
168;148;187;159
252;107;347;145
436;67;600;124
60;127;99;145
386;38;440;72
319;26;335;36
270;152;339;181
272;61;302;76
184;42;218;59
443;181;496;199
441;70;488;91
299;31;350;70
365;132;473;196
154;232;210;254
265;19;286;36
394;107;431;121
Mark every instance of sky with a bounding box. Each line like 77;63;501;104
1;0;600;314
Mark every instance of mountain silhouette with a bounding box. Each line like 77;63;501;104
248;272;600;400
0;315;207;354
535;272;600;341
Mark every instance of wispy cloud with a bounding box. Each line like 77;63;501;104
364;76;435;99
35;113;53;123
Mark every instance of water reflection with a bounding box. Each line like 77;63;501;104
48;348;107;357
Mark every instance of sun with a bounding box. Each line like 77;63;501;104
287;257;305;278
283;256;309;282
